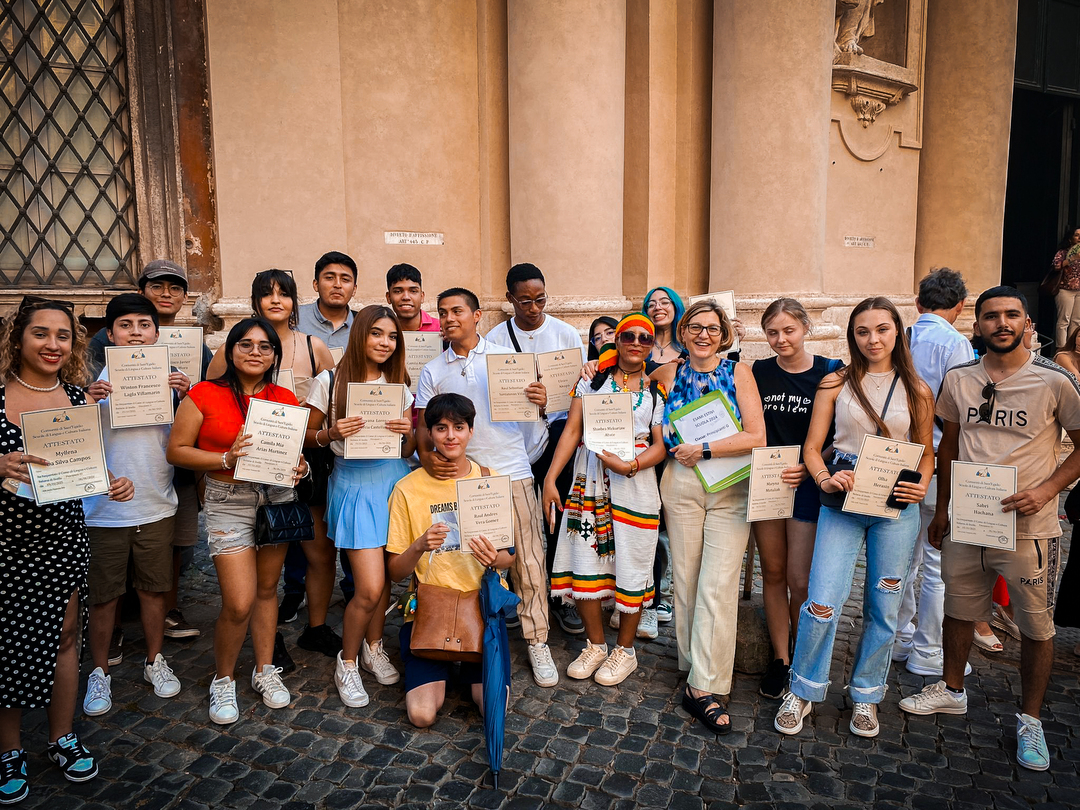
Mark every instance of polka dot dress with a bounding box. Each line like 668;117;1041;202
0;383;90;709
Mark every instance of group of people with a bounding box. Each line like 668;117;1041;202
1;255;1077;804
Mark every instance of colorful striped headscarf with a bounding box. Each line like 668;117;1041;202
598;313;655;372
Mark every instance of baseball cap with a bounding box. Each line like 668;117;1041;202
138;259;188;288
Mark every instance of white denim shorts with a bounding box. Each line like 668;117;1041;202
203;477;295;557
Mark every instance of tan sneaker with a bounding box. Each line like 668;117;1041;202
849;702;879;737
567;642;608;680
594;647;638;686
774;692;812;735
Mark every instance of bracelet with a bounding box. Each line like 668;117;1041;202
628;458;640;478
315;428;330;448
814;469;830;485
221;451;232;470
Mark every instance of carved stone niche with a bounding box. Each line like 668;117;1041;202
832;0;924;128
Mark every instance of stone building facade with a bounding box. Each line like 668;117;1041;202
2;1;1025;358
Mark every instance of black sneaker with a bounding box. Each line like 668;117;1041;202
0;749;28;804
107;627;123;667
272;631;296;674
46;733;97;782
278;593;306;624
551;599;585;635
297;624;343;658
759;658;790;699
163;608;200;639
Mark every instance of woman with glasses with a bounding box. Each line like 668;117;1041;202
774;297;934;739
168;318;309;725
650;300;766;734
208;270;340;661
542;314;667;685
305;305;415;706
588;317;619;362
0;297;134;802
642;287;686;365
751;299;844;699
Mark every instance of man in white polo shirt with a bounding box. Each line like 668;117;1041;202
486;263;587;636
415;287;558;687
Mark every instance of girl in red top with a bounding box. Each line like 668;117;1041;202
168;318;308;726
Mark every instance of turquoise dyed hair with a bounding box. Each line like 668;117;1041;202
641;286;686;353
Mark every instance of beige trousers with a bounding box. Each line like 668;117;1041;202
661;461;750;695
510;478;549;644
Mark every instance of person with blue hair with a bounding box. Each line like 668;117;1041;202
642;287;685;365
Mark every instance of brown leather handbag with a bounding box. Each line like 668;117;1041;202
410;581;483;663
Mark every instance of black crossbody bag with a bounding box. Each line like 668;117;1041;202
818;374;899;510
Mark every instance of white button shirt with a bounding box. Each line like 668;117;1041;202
415;336;547;481
909;312;976;450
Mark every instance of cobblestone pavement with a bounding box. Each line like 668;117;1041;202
14;522;1080;809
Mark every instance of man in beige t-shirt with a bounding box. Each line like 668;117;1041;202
899;286;1080;773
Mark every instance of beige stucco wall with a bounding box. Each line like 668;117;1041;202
205;0;348;298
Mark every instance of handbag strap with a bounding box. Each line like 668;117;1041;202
505;319;523;353
876;374;900;436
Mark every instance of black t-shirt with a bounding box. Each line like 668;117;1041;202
752;355;843;459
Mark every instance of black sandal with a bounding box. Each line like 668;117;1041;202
681;687;731;734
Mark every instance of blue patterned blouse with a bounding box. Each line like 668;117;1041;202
662;359;741;452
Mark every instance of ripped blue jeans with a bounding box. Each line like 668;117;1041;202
789;503;920;704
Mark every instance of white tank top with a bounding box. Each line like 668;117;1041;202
832;371;911;455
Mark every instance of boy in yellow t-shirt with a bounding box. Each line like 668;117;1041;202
386;393;515;728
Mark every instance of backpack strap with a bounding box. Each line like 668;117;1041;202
505;320;523;353
306;333;317;375
478;465;492;477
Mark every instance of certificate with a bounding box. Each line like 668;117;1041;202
486;353;539;422
456;474;514;551
233;399;308;487
104;345;174;429
747;445;800;522
329;346;345;367
950;461;1017;551
580;391;635;462
536;349;582;415
344;382;406;459
158;327;204;383
689;290;740;352
669;389;751;492
842;434;924;519
275;368;296;395
21;404;111;505
403;332;442;393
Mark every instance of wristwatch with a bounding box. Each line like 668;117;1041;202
702;442;712;460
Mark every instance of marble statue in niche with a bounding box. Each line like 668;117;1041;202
835;0;886;61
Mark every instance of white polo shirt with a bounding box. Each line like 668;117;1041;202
415;336;547;481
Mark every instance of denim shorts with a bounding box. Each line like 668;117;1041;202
399;622;482;693
203;477;295;557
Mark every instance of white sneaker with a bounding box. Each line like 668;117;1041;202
143;654;181;698
595;647;638;686
251;665;291;709
774;691;812;735
335;652;369;708
360;639;400;685
208;675;239;724
637;609;658;640
527;643;559;687
849;702;879;737
83;667;112;716
567;641;608;680
905;650;973;678
898;680;967;716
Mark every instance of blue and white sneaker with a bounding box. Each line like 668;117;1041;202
1015;713;1050;771
46;733;97;782
0;749;28;804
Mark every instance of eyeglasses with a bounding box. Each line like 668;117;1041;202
19;294;74;312
509;294;547;310
646;298;672;311
235;340;276;356
146;282;186;296
618;331;655;347
685;323;722;337
977;380;996;423
591;329;615;347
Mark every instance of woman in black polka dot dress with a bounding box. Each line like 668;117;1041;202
0;298;134;804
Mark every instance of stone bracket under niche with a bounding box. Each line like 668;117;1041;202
832;54;918;128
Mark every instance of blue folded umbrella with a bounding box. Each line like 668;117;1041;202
480;567;521;791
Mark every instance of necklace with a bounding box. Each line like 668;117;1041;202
611;366;645;408
13;373;60;392
866;370;892;391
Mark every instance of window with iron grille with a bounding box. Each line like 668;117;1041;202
0;0;138;288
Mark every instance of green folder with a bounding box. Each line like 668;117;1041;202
669;389;752;492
